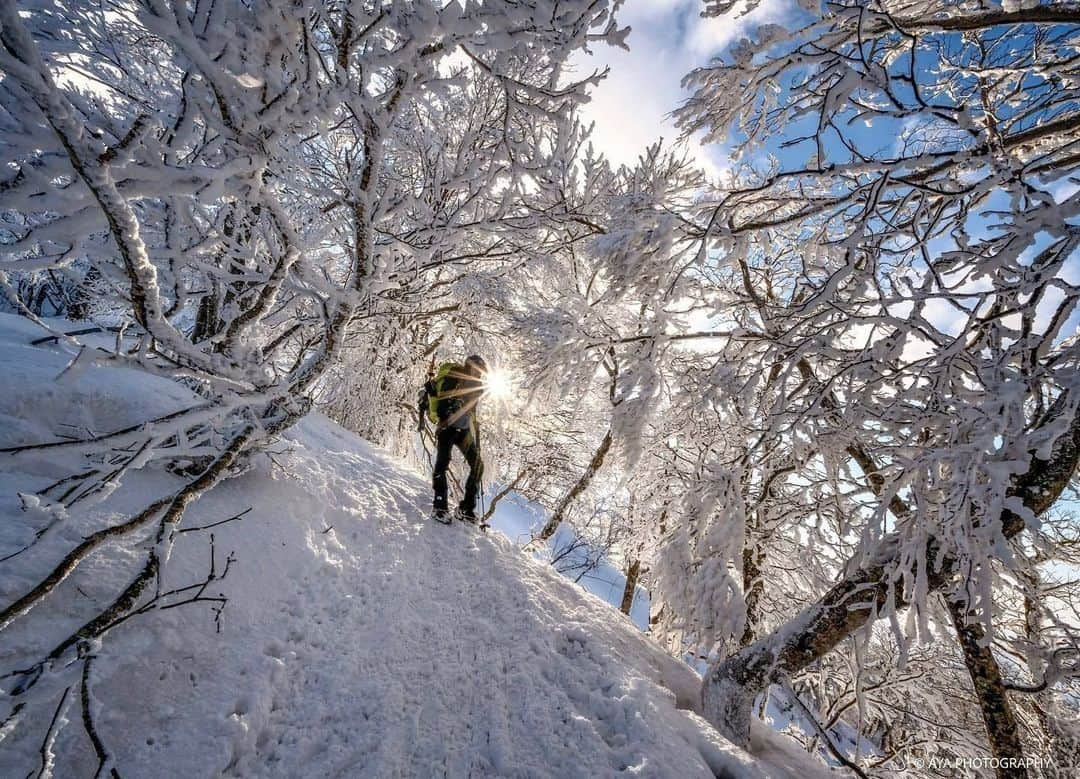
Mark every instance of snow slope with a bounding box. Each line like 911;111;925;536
0;314;821;778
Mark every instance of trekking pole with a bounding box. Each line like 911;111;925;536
416;357;438;473
417;357;436;433
476;411;487;528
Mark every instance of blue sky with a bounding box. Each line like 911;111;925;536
571;0;784;175
573;3;1080;339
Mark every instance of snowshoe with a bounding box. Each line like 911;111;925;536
432;508;452;525
455;508;488;532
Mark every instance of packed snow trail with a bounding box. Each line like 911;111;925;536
94;417;752;778
0;315;823;777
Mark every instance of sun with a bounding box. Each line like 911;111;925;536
483;367;513;401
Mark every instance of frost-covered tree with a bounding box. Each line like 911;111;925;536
0;0;626;760
643;0;1080;768
481;140;713;578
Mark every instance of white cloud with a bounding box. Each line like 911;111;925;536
571;0;787;176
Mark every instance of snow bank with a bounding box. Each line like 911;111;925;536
0;314;820;777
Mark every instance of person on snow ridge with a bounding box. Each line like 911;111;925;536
419;355;487;522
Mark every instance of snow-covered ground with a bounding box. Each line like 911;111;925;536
482;494;652;631
0;314;828;777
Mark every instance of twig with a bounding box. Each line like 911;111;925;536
177;507;252;534
35;686;72;779
0;701;25;740
5;532;239;699
65;439;153;509
35;470;100;499
156;535;233;632
29;326;126;346
81;656;121;779
781;680;869;779
0;425;253;637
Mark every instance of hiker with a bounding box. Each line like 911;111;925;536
419;355;488;523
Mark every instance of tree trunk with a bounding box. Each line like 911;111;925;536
946;595;1027;778
620;558;641;615
702;398;1080;747
192;290;219;343
740;541;765;646
534;427;613;542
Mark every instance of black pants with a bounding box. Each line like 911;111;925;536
432;426;484;513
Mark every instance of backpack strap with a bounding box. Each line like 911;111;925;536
427;362;462;423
